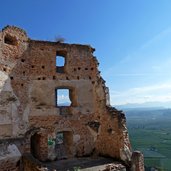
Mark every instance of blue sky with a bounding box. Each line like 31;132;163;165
1;0;171;106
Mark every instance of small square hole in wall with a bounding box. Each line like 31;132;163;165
56;89;71;107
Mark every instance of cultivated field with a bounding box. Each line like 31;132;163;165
125;108;171;171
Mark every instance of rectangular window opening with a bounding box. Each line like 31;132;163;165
56;89;71;107
56;51;66;73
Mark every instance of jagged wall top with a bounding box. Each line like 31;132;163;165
1;25;95;52
1;25;28;42
2;25;27;36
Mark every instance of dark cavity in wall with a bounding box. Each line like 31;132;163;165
4;34;17;46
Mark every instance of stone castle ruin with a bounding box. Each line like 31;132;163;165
0;26;144;171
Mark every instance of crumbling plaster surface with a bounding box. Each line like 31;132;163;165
0;144;21;171
0;26;144;171
0;26;29;138
29;79;95;115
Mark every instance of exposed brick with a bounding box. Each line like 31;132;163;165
0;25;144;171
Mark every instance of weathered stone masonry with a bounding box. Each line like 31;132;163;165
0;26;144;171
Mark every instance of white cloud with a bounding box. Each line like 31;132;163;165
57;95;71;105
58;95;68;100
110;82;171;105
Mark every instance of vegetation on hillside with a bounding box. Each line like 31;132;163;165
125;108;171;171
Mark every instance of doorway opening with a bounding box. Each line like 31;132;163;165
55;131;73;160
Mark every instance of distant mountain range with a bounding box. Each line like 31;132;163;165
114;101;171;110
58;101;171;110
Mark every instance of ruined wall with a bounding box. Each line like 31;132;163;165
131;151;144;171
0;26;28;138
0;143;21;171
0;26;143;170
